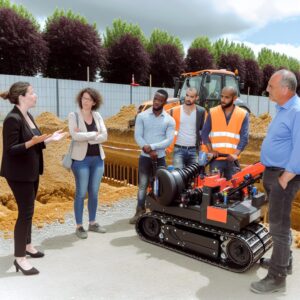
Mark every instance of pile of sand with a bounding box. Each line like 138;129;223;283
249;113;271;137
105;105;136;130
35;112;68;134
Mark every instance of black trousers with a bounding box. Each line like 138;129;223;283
7;179;39;257
263;169;300;276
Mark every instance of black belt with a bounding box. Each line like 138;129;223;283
265;166;284;171
174;144;196;150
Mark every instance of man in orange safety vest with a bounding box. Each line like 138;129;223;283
201;86;249;179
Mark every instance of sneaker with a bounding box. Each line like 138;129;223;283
260;257;292;275
129;207;146;224
250;273;286;294
88;223;106;233
75;226;88;239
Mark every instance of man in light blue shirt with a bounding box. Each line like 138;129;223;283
251;70;300;294
129;89;175;224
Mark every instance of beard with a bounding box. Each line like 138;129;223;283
153;105;163;111
184;101;193;106
221;100;234;109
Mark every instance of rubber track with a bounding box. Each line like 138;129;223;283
136;211;272;273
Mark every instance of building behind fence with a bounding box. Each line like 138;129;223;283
0;74;276;121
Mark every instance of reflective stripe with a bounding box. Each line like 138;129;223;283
209;131;240;139
174;130;178;136
212;143;237;149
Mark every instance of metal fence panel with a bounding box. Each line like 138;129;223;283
240;94;276;117
1;74;276;121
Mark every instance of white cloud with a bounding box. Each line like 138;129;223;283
212;0;300;26
243;41;300;61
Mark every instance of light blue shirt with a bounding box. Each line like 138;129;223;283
261;95;300;174
134;108;175;158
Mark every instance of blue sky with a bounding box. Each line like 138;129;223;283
245;17;300;45
11;0;300;61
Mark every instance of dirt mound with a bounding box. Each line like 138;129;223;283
249;113;271;137
105;105;136;131
35;112;68;134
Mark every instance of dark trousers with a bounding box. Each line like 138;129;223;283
263;169;300;276
137;156;166;208
209;159;239;180
7;179;39;257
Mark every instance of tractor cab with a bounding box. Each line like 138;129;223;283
175;69;249;112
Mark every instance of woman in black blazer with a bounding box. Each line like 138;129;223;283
0;82;66;275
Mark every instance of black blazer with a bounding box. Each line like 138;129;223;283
0;106;45;182
195;105;206;148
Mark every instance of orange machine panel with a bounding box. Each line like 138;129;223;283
207;206;228;223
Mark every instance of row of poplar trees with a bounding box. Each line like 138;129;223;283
1;0;300;95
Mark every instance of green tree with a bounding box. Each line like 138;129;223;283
258;48;275;68
148;29;184;55
233;43;255;60
213;39;255;64
103;18;147;48
288;58;300;72
43;9;105;81
258;48;300;71
212;39;231;63
45;8;91;29
190;36;213;54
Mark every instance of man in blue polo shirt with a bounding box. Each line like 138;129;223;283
129;89;175;224
251;70;300;294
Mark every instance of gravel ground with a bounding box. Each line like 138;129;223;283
0;198;136;255
0;199;299;300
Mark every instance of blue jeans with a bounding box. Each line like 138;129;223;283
209;159;238;180
71;156;104;225
173;147;198;169
263;169;300;276
137;156;166;208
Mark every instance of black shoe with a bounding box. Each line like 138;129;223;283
14;260;39;276
260;257;292;275
26;250;45;258
250;273;286;294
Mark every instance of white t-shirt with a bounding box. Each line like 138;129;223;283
176;106;197;147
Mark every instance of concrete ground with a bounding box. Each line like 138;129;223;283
0;199;299;300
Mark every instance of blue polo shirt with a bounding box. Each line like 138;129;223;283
134;108;175;158
261;95;300;174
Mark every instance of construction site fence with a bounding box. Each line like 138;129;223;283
0;74;275;122
103;161;139;186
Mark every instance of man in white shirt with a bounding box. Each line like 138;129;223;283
168;87;206;168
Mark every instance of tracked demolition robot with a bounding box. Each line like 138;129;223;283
135;161;272;272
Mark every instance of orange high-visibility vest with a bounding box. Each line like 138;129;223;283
209;105;246;160
166;106;181;154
